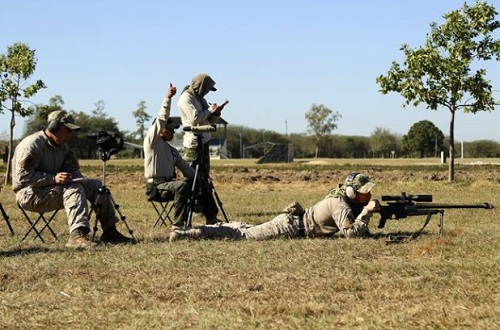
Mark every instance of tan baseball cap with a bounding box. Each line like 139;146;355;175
47;110;80;131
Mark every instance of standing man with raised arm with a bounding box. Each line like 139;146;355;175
144;83;219;227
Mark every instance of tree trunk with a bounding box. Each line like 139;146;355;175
448;108;455;182
314;146;319;158
5;107;16;186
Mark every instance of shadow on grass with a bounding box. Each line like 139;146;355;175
0;245;57;257
146;234;170;244
369;231;432;244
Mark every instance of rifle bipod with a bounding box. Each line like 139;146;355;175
384;210;444;244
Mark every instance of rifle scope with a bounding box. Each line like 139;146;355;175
381;193;432;202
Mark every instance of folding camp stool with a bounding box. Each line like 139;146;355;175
149;195;175;228
18;202;61;242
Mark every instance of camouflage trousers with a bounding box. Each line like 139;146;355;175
198;214;304;240
183;144;219;222
146;179;192;226
16;179;119;234
183;143;211;173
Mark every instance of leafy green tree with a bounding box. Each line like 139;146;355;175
0;42;46;184
369;127;401;158
305;104;341;158
376;1;499;181
131;100;151;142
341;136;370;158
402;120;445;158
288;133;315;158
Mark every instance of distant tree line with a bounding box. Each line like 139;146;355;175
1;97;498;162
213;121;500;159
2;108;499;160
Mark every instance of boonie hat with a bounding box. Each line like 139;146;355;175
47;110;80;131
346;173;376;194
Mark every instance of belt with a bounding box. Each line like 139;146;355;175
294;215;306;238
147;177;172;184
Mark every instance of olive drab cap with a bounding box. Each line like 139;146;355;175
346;173;376;194
165;117;180;130
47;110;81;131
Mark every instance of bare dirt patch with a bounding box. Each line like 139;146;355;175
96;166;500;193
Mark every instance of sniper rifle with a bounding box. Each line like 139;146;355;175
374;192;494;239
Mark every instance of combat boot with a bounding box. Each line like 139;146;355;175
169;228;202;242
66;227;97;249
101;226;136;245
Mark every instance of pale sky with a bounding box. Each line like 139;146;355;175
1;0;499;141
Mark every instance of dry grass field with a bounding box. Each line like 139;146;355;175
1;158;499;329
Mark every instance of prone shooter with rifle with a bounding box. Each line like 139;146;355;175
170;172;380;241
169;171;494;243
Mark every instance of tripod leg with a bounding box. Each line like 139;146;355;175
107;191;135;240
207;177;229;222
90;191;103;241
0;203;14;236
186;164;200;228
91;187;136;241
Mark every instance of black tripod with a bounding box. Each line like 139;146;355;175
1;202;14;236
89;149;135;241
186;133;229;227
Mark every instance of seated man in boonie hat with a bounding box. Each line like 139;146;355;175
170;172;380;241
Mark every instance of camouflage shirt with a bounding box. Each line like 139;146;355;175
12;131;81;192
303;196;372;238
